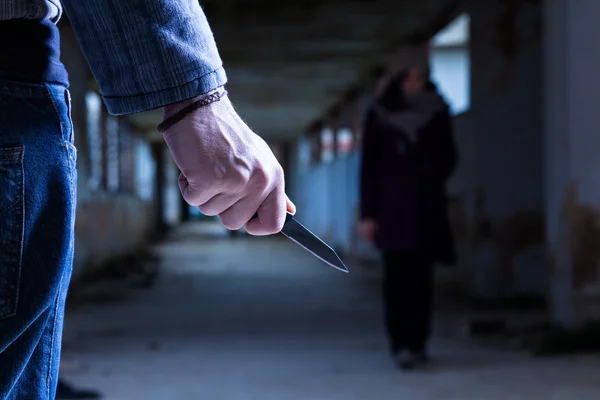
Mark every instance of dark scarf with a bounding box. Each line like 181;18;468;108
373;91;448;143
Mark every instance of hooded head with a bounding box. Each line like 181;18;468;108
375;45;439;112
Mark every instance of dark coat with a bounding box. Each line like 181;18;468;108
359;92;458;265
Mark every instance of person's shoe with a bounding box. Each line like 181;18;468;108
412;351;431;364
56;379;103;399
393;350;416;370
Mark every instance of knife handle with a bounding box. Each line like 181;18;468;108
252;211;294;222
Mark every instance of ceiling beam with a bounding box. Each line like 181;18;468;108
127;0;465;141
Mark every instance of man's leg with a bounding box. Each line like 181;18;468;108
0;81;76;399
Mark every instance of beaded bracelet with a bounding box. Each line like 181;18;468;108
157;90;227;133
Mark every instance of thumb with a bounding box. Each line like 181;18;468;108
286;195;296;215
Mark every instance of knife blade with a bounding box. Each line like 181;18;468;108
250;212;348;273
281;212;349;273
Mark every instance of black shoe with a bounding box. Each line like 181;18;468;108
393;350;416;370
412;351;431;364
56;379;103;399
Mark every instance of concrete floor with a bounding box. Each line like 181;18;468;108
63;222;600;399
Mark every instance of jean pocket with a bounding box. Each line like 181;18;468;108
0;146;24;319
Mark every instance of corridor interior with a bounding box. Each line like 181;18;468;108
61;221;600;399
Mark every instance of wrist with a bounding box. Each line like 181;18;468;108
158;88;228;134
161;87;226;120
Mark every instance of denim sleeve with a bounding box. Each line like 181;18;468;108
61;0;227;115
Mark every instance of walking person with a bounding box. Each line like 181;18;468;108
359;47;457;370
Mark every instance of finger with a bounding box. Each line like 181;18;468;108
218;194;266;231
178;173;221;207
199;192;243;216
286;195;296;215
245;186;286;236
177;173;190;201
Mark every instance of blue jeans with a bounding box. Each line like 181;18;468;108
0;81;77;399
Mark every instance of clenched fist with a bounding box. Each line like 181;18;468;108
162;91;295;235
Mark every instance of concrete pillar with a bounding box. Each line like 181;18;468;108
163;155;182;225
320;126;335;163
288;136;313;214
544;0;600;326
180;193;191;222
453;2;544;301
151;142;167;233
100;105;110;190
59;21;93;195
279;141;293;194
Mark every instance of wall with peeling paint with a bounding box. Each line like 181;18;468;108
60;25;162;278
544;0;600;326
448;1;545;300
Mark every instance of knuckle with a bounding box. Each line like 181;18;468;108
232;166;250;185
274;166;284;183
224;165;250;191
252;167;270;190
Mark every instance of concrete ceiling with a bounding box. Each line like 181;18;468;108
129;0;461;141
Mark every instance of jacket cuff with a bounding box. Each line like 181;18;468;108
103;67;227;116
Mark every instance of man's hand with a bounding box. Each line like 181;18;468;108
162;92;295;235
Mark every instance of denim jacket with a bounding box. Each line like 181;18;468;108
1;0;227;115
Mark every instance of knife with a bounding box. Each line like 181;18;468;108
253;212;349;273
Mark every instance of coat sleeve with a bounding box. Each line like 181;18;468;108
61;0;227;115
423;110;458;181
359;107;381;220
439;111;458;180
